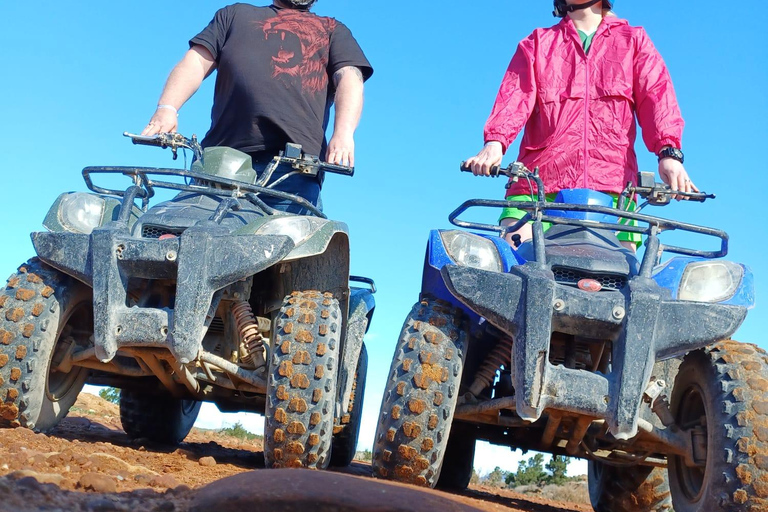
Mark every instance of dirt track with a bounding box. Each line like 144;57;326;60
0;393;590;512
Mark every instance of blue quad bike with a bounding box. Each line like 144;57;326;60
372;163;764;511
0;132;375;470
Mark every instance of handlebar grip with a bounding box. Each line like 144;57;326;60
321;163;354;177
123;132;164;147
460;161;501;176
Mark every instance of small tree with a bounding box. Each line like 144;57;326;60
507;453;547;487
470;469;480;485
220;421;258;440
485;466;508;488
98;387;120;404
546;455;569;485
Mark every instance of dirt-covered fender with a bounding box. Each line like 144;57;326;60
235;217;349;262
338;287;375;414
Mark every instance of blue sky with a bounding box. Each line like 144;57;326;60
1;1;766;476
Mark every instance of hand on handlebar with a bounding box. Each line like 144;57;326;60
141;107;178;136
325;133;355;167
658;158;698;201
464;142;503;176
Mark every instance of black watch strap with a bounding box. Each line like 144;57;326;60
658;147;684;164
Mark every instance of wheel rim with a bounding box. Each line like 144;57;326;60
46;301;92;402
673;383;707;502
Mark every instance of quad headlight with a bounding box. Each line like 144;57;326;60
678;261;743;303
57;193;107;234
441;231;503;272
255;216;326;246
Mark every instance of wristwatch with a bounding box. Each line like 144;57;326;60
658;147;684;164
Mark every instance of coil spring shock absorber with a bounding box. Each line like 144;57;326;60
468;337;515;397
232;301;267;368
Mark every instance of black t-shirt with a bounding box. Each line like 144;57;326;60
190;3;373;157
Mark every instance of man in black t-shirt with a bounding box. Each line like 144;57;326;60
141;1;373;213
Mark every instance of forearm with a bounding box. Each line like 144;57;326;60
157;47;215;110
331;67;364;137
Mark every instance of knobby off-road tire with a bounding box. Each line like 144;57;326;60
372;298;467;487
330;342;368;467
264;291;341;469
120;389;201;445
435;421;476;490
0;258;91;432
668;340;768;512
588;461;672;511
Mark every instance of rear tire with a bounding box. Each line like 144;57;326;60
435;421;476;490
119;389;201;445
588;460;672;511
0;259;91;432
330;343;368;467
372;298;467;487
668;341;768;512
264;291;341;469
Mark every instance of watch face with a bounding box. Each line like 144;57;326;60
660;147;684;163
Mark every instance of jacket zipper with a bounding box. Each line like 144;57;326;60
583;40;590;188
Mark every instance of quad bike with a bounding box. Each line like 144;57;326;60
372;163;764;511
0;132;375;470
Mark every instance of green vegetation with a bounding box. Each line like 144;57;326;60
354;449;372;462
474;454;578;489
98;387;121;404
219;421;261;441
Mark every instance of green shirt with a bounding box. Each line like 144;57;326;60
578;30;596;54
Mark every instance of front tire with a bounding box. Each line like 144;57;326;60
119;389;201;445
588;461;672;511
0;259;91;432
668;341;768;512
372;298;467;487
264;291;341;469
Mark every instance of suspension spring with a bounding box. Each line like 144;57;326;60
469;337;515;397
232;301;266;368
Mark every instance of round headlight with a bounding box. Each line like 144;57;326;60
441;231;503;272
679;261;743;303
255;216;325;246
59;193;106;234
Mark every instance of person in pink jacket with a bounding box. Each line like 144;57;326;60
465;0;696;250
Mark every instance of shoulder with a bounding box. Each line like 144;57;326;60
313;13;345;33
605;16;651;44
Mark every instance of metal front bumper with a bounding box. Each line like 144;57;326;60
441;264;748;440
32;225;294;364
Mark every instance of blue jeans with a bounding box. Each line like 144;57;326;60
254;161;322;215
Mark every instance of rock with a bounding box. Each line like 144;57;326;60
86;497;124;512
134;474;153;485
7;470;65;486
149;474;180;489
153;501;176;512
199;456;216;467
191;470;486;512
80;472;117;493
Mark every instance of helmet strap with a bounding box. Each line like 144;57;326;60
553;0;603;17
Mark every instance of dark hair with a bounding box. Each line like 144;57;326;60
553;0;613;18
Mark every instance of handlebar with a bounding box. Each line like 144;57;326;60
124;132;203;161
461;162;714;206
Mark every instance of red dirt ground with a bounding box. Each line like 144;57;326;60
0;393;591;512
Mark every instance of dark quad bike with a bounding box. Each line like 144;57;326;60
0;132;375;470
373;163;765;511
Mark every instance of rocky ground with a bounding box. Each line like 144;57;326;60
0;393;591;512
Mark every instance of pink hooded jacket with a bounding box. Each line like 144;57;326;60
484;15;684;196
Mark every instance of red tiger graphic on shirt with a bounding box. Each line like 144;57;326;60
257;10;337;95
